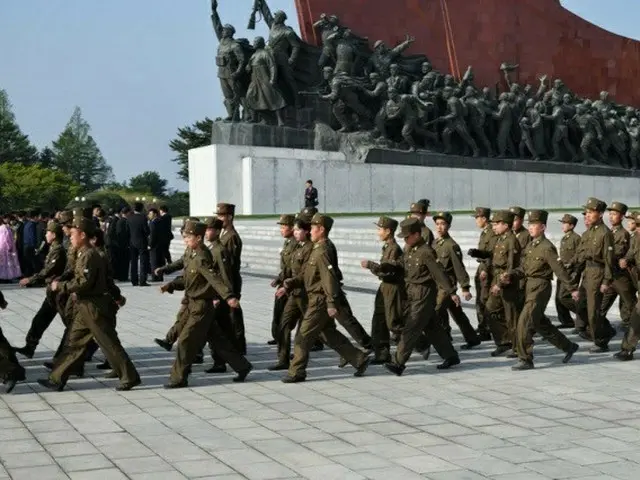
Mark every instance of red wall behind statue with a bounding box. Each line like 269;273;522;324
295;0;640;106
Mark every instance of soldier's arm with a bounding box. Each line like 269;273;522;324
165;275;186;293
545;245;578;290
390;39;411;57
210;1;223;41
158;257;185;275
59;252;99;295
215;249;234;292
507;237;520;271
196;254;234;300
58;251;77;282
603;231;614;286
423;248;456;295
317;250;342;309
28;245;64;285
323;80;340;102
448;243;471;291
285;29;301;64
232;42;246;77
613;230;630;259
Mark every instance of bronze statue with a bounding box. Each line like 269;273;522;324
245;37;287;126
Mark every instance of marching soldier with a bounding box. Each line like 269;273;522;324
575;197;617;352
268;215;297;345
468;210;521;356
277;214;371;383
37;218;141;392
383;218;461;375
601;202;637;332
160;221;251;388
0;291;26;393
361;216;404;364
616;212;640;361
472;207;495;341
555;214;582;329
502;210;580;370
15;220;67;358
216;203;247;354
408;199;434;245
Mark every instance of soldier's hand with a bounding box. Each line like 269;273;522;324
51;280;59;292
499;272;511;284
619;258;628;269
462;291;472;301
538;74;548;83
212;0;218;9
154;268;162;276
599;284;611;294
360;259;369;269
479;271;487;281
405;34;415;43
571;290;580;302
467;248;479;257
450;294;461;307
70;293;77;302
490;284;501;296
283;278;292;289
19;278;30;287
327;307;338;318
0;300;7;310
227;298;240;309
117;296;126;307
270;279;278;288
160;283;171;294
213;299;220;307
275;287;287;298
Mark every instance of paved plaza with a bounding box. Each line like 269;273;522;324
1;276;640;480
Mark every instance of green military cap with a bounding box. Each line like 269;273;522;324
559;213;578;225
527;209;549;224
277;214;295;227
409;199;429;214
509;206;526;218
183;220;206;236
216;203;235;215
396;217;423;238
626;210;640;220
46;220;63;235
203;217;223;229
607;201;628;215
300;206;318;217
635;213;640;224
73;207;92;219
472;206;491;218
71;217;95;235
183;216;200;224
583;197;607;212
433;211;453;225
374;216;398;230
310;213;334;231
490;210;515;225
58;210;73;226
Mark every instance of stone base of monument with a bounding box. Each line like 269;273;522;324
188;139;640;216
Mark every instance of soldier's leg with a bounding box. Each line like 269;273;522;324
220;78;239;120
0;329;26;384
442;126;455;153
370;288;391;362
472;123;494;156
207;319;252;374
334;296;372;349
584;273;612;349
271;294;287;343
273;296;303;367
502;285;521;350
319;322;368;370
555;280;575;327
619;300;640;355
169;300;213;385
22;294;58;355
228;305;247;355
485;290;509;348
474;271;491;337
455;123;480;156
449;301;480;346
333;101;355;132
515;296;536;366
49;315;93;385
164;299;189;346
615;276;636;330
394;285;437;366
287;301;333;380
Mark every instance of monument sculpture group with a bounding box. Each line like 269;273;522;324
210;0;640;170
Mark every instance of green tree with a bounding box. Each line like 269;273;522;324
38;146;55;168
169;117;213;182
51;106;113;191
128;170;168;197
0;89;39;164
0;162;80;211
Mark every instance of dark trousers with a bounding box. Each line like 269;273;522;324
130;246;149;285
271;295;287;341
24;292;58;350
163;242;172;265
0;328;25;382
150;246;166;281
116;247;130;281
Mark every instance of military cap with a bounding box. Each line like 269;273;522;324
183;216;200;224
183;221;206;237
72;207;89;219
71;217;95;235
203;217;223;230
58;210;73;226
508;206;526;218
582;197;607;212
559;213;578;225
310;213;334;231
626;211;640;220
216;203;236;215
300;206;318;217
277;214;295;227
607;201;628;215
472;207;491;218
294;216;311;230
635;213;640;224
409;199;429;214
433;211;453;225
526;209;549;224
396;217;423;238
46;220;62;235
490;210;515;225
374;216;398;231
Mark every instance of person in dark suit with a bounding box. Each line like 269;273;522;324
126;202;150;286
22;211;38;277
115;207;131;281
104;209;120;277
159;205;173;264
304;179;319;208
148;208;166;281
34;211;48;272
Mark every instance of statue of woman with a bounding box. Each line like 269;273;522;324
245;36;287;125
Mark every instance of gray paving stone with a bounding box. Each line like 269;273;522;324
1;266;640;479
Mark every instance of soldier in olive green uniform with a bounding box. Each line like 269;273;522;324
269;216;315;370
382;218;461;375
161;221;252;388
509;206;531;318
15;220;67;358
431;212;480;350
469;210;521;356
0;291;26;393
615;212;640;361
268;215;297;345
503;210;579;370
555;214;582;328
601;202;637;331
472;207;496;341
361;216;404;364
216;203;247;355
38;218;140;392
575;197;617;352
277;214;371;383
408;199;435;245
